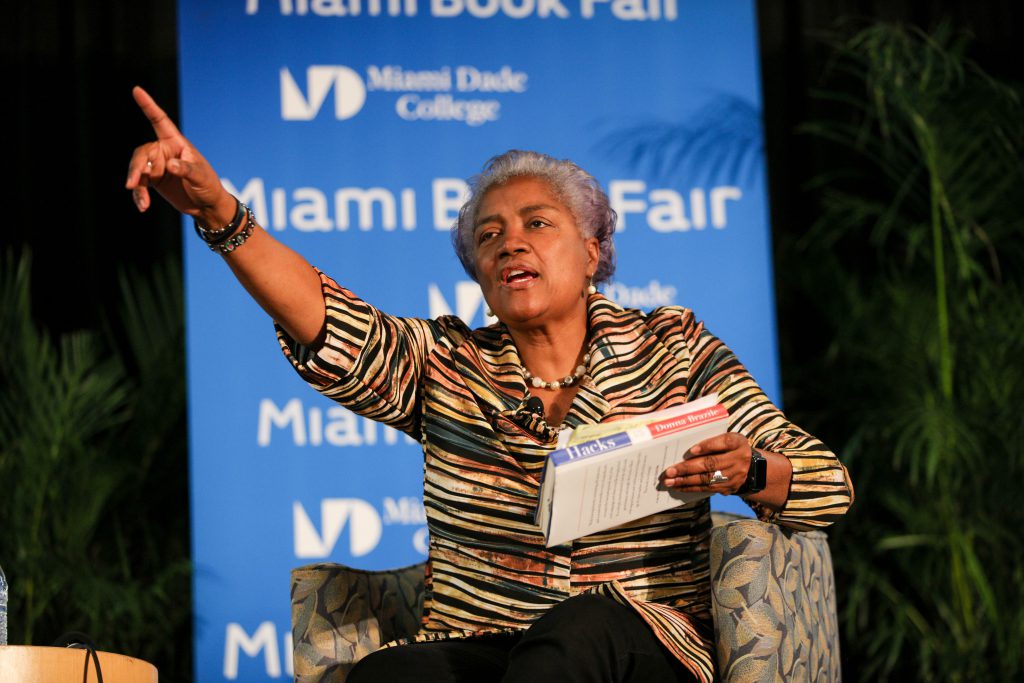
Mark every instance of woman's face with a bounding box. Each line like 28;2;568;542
473;176;599;333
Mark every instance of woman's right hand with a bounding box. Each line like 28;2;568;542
125;86;236;226
126;86;327;344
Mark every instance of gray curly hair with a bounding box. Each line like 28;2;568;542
451;150;617;285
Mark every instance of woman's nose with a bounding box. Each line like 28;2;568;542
498;225;530;257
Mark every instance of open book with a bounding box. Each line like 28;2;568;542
535;394;728;547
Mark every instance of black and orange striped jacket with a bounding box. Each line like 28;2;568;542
278;271;854;682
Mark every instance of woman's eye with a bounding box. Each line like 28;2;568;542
478;230;497;244
529;219;548;228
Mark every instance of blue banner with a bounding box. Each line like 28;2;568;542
178;1;775;679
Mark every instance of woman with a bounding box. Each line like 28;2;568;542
127;86;853;682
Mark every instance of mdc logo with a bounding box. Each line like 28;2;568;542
280;66;367;121
428;280;497;326
292;498;382;558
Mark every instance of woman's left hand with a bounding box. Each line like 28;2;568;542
660;432;752;495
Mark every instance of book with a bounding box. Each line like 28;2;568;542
536;394;728;547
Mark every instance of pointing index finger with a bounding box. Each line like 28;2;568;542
133;85;181;139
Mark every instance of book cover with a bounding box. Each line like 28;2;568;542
537;396;728;546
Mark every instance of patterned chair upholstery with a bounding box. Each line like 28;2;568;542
708;516;840;681
290;513;840;682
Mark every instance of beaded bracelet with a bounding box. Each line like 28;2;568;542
193;197;245;245
209;203;256;254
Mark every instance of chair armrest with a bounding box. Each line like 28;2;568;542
290;561;426;683
709;519;840;682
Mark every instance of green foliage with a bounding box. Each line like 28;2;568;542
0;249;191;680
781;23;1024;681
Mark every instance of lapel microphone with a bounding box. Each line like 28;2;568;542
525;396;545;416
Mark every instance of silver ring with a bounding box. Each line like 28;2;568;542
710;470;728;484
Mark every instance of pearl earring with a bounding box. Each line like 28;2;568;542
485;307;494;317
587;279;597;295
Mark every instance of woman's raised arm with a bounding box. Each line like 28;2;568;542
125;86;326;346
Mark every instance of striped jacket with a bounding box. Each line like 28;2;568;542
278;272;854;682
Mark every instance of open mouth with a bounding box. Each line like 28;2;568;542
502;267;539;284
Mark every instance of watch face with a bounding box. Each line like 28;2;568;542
750;452;768;492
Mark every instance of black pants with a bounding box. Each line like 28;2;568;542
347;592;699;683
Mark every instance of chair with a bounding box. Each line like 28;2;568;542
290;513;841;682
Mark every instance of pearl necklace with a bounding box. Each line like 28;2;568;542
524;353;591;390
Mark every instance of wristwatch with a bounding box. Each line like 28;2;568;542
738;448;767;494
